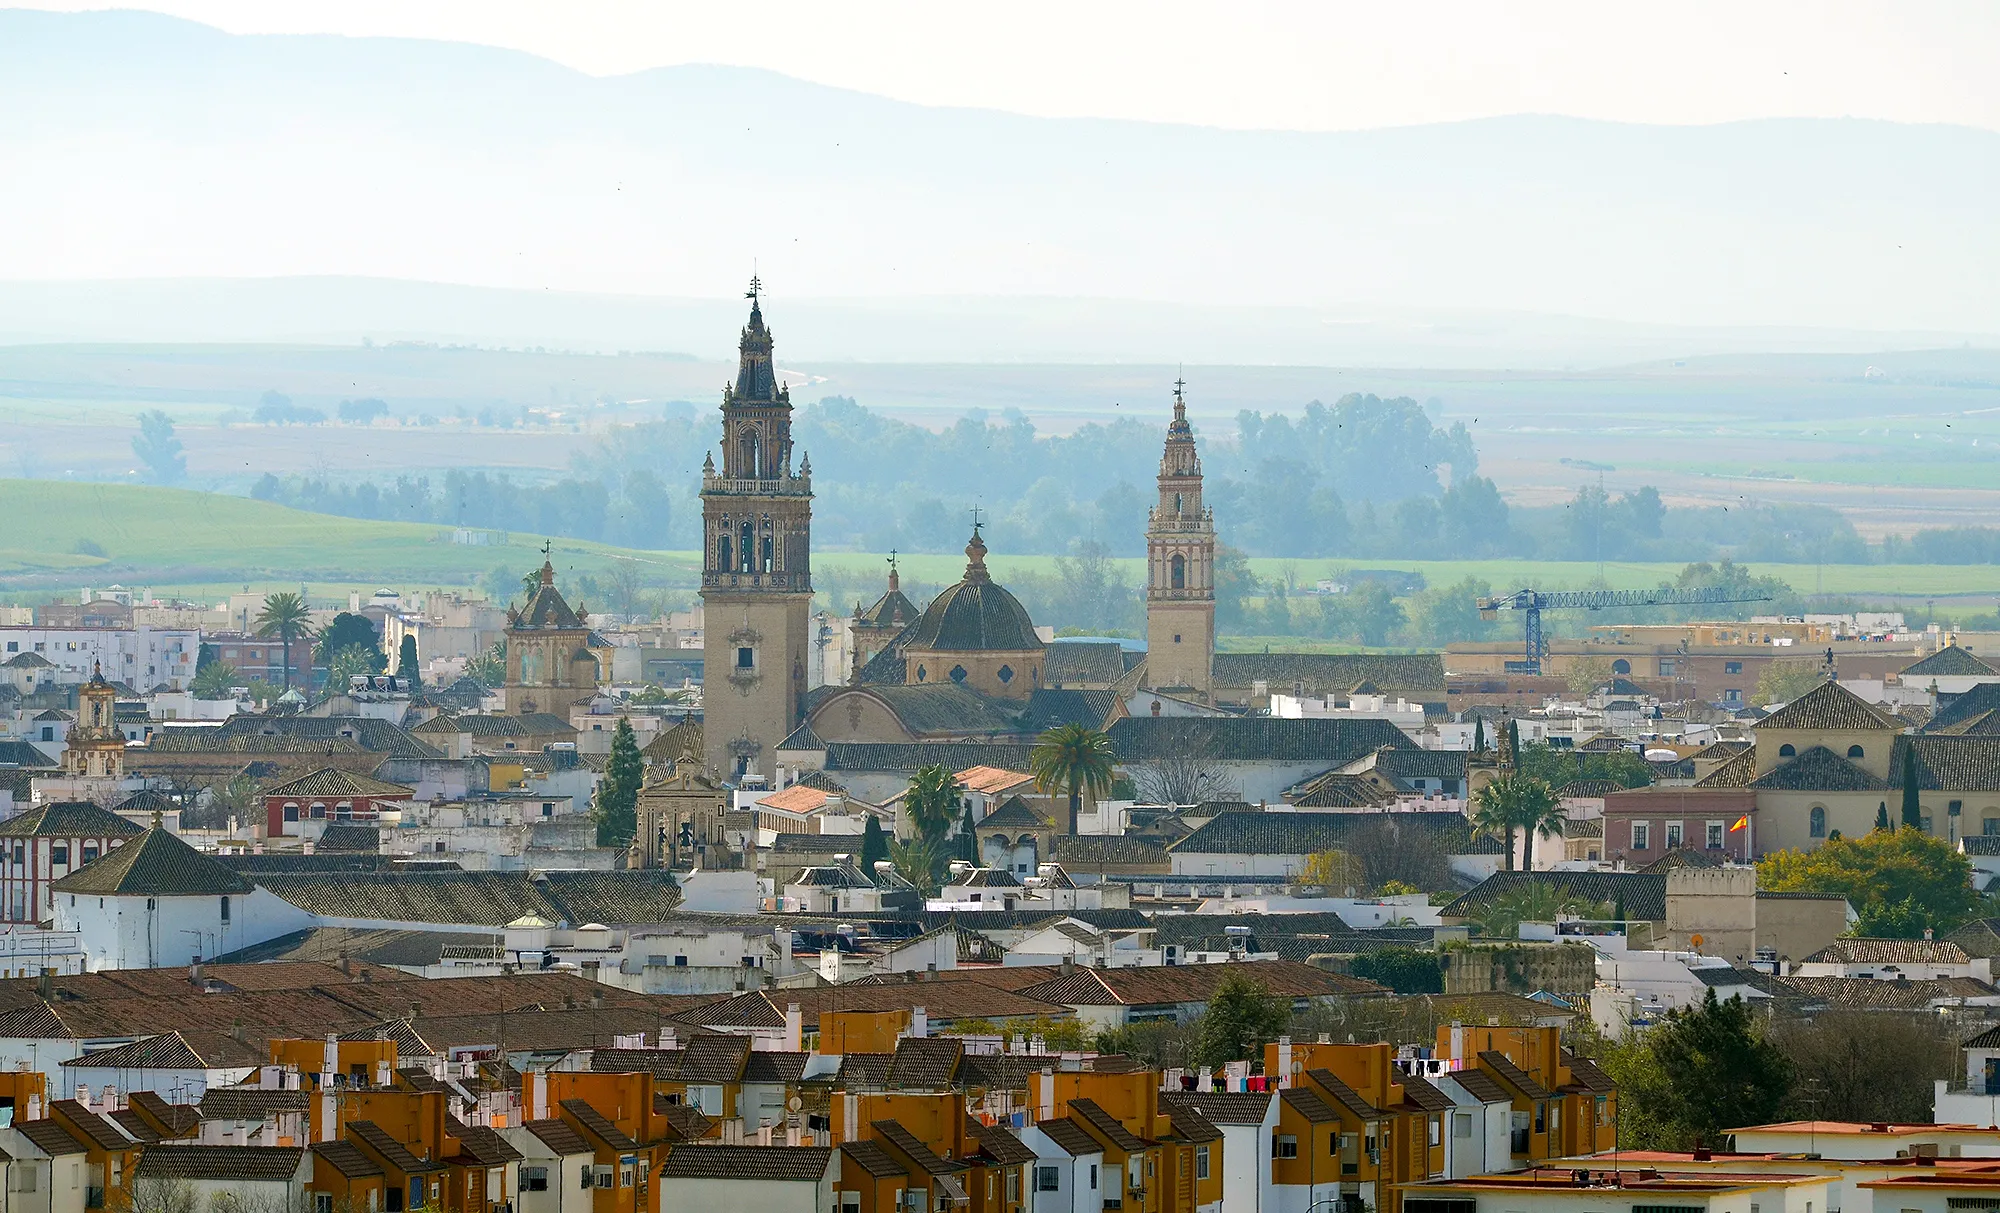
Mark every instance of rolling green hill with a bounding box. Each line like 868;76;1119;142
3;480;1995;608
0;480;694;596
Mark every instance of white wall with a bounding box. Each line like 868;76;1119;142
663;1174;830;1213
55;887;310;971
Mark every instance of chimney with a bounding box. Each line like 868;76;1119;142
531;1071;549;1121
911;1006;928;1040
590;990;604;1011
1448;1022;1466;1065
784;1003;803;1052
37;968;53;1002
338;953;353;979
319;1089;337;1142
1037;1069;1055;1122
189;960;204;988
1060;956;1074;976
843;1093;860;1142
1276;1037;1293;1089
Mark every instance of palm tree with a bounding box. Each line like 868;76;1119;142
902;764;962;845
254;591;314;691
1471;772;1560;871
1030;724;1117;834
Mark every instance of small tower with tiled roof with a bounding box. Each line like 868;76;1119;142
700;280;815;782
849;553;919;684
1144;380;1216;703
60;663;125;779
503;551;604;715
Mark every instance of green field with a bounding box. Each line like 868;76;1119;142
2;480;1997;607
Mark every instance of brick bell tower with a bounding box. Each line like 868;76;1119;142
1144;379;1216;703
700;278;814;782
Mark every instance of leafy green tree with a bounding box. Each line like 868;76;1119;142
131;410;186;485
254;591;313;691
326;644;385;690
1515;740;1654;791
1194;972;1290;1067
1757;659;1824;707
889;835;947;897
902;764;962;844
314;613;380;665
1030;724;1117;834
397;635;421;688
190;661;238;700
1463;885;1609;940
860;815;890;870
1350;947;1444;994
1758;827;1979;937
467;641;507;686
1902;753;1924;830
592;717;643;847
1606;988;1793;1150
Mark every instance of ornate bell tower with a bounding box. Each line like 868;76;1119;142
1144;380;1216;702
700;279;814;782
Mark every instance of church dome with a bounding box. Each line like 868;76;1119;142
903;528;1043;653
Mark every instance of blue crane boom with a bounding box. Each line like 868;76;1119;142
1475;586;1776;675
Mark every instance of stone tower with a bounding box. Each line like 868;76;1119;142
700;281;814;782
1144;380;1215;702
62;663;126;778
504;553;603;715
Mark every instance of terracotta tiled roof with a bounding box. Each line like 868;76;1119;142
1785;975;2000;1009
1397;1071;1458;1112
1759;681;1903;732
1477;1052;1551;1100
53;1100;133;1152
1749;746;1886;791
311;1140;386;1179
969;1122;1039;1165
560;1098;637;1150
1441;871;1667;922
758;784;834;814
199;1089;311;1121
1212;652;1444;693
253;869;680;927
1307;1069;1383;1120
841;1139;909;1177
128;1091;201;1137
14;1120;84;1157
1804;938;1971;965
1160;1091;1272;1125
978;796;1053;831
1110;717;1415;763
1022;959;1383;1008
873;1119;967;1174
1036;1118;1102;1157
262;767;412;799
1892;736;2000;792
0;800;142;839
660;1144;832;1180
1171;810;1502;858
1903;645;1997;678
886;1037;963;1089
447;1117;524;1166
1278;1087;1339;1125
522;1119;591;1156
136;1145;302;1181
50;827;252;896
349;1120;446;1173
62;1030;260;1070
1693;749;1758;788
824;743;1036;774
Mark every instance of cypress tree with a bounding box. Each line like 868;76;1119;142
861;815;890;870
594;716;643;848
1472;718;1486;755
1875;802;1891;831
397;634;421;689
1902;749;1924;830
1506;719;1521;770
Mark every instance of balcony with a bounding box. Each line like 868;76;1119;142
702;474;811;496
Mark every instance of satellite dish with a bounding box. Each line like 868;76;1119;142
788;1096;803;1112
1690;933;1705;949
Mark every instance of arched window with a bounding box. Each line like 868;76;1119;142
739;523;755;571
949;665;968;683
1170;554;1186;590
1174;493;1183;514
1779;743;1796;757
761;536;774;573
740;428;760;477
1612;659;1631;675
1847;744;1865;759
1809;806;1827;838
915;665;927;682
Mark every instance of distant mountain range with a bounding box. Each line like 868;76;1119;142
4;9;2000;362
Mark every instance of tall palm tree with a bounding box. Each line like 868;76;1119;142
254;591;314;691
1472;772;1561;871
902;764;962;845
1030;724;1117;834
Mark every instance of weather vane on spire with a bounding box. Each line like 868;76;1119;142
541;538;553;560
1173;376;1187;402
746;273;762;302
887;548;898;573
969;505;984;536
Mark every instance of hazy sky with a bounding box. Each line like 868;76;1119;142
21;0;2000;131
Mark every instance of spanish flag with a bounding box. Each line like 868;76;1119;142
1729;815;1749;832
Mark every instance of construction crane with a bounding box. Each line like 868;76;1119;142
1476;586;1777;675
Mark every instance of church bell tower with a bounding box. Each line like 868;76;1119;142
1144;380;1216;702
700;279;814;782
